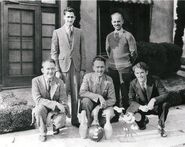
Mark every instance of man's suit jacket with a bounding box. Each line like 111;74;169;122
79;73;116;108
128;76;168;113
32;75;68;111
51;26;86;72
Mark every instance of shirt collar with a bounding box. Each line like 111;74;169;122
43;75;53;84
64;24;73;32
138;80;147;89
114;28;124;35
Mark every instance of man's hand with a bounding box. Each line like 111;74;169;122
55;71;62;79
56;103;65;113
98;95;106;109
147;98;156;110
139;105;149;112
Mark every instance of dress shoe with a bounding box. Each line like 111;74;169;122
160;128;167;137
139;125;146;130
138;117;149;130
144;116;149;125
39;135;47;142
110;110;120;123
53;125;60;135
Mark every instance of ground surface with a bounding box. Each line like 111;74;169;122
0;105;185;147
1;71;185;147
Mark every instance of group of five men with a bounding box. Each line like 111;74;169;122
32;7;170;142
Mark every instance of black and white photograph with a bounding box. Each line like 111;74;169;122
0;0;185;146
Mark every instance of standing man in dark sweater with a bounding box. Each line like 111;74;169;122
106;11;137;119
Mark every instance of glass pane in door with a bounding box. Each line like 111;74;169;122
8;9;34;76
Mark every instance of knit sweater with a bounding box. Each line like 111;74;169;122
106;29;137;73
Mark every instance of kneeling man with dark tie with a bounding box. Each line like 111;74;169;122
32;59;70;142
127;62;170;137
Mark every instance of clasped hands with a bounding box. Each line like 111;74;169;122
98;95;107;109
52;101;65;113
139;98;156;112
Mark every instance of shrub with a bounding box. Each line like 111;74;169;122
0;91;33;134
136;42;182;78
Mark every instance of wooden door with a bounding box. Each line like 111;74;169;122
2;4;41;86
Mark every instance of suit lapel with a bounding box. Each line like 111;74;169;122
71;27;76;51
41;76;50;98
50;78;58;100
60;27;70;49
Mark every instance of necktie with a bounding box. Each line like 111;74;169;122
47;80;51;92
141;82;147;99
115;32;119;40
67;27;72;38
96;77;102;95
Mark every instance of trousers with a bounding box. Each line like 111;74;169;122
62;61;80;125
34;105;66;135
107;68;133;109
80;98;115;127
135;102;170;128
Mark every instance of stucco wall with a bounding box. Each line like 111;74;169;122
60;0;67;26
80;0;97;72
150;0;174;43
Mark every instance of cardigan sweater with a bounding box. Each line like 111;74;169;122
106;29;137;73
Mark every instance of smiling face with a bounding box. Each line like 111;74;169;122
41;61;56;80
93;60;105;77
134;67;148;83
111;13;124;31
64;11;75;27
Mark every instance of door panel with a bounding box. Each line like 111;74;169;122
41;11;56;61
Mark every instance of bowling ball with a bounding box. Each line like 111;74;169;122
88;124;104;142
134;112;142;121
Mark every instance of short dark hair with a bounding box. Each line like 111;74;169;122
92;56;106;65
42;59;56;68
63;7;75;15
132;62;149;72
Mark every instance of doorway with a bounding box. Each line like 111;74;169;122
97;1;151;55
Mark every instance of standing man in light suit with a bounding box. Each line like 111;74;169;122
51;7;86;127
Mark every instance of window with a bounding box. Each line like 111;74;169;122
1;1;59;87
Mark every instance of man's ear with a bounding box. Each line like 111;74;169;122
146;71;148;75
41;68;44;74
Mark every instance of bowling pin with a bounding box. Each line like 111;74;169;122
79;110;88;138
104;112;113;140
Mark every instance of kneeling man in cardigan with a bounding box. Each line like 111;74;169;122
127;62;170;137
